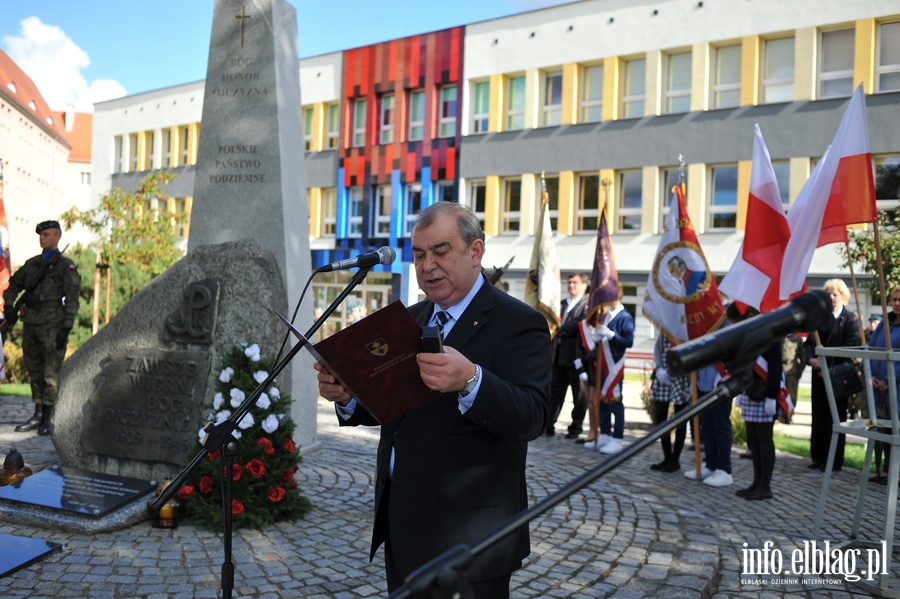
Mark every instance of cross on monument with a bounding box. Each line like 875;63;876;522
235;5;250;48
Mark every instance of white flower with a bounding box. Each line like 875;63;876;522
236;411;255;430
256;393;271;410
229;388;246;408
213;392;224;410
269;386;281;399
244;343;261;362
197;427;208;444
232;429;242;440
219;367;234;383
215;410;232;423
253;370;268;384
262;414;279;434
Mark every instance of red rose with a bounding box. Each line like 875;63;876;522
282;470;294;483
208;449;221;461
231;500;245;515
268;486;286;503
246;459;267;479
177;485;195;499
284;439;296;453
199;475;215;494
258;438;275;455
231;463;244;481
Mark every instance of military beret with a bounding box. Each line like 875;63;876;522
35;220;61;233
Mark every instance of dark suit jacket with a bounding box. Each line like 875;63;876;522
553;295;587;367
340;277;551;583
804;306;861;369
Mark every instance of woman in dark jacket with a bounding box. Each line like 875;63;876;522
804;279;860;472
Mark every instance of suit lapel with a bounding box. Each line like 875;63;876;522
444;279;492;349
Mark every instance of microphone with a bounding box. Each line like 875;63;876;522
316;246;396;273
665;290;831;376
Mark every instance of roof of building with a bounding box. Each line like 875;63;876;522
0;49;71;150
52;109;92;162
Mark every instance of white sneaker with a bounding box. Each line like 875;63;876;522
702;470;734;487
683;464;712;480
596;434;611;447
600;438;623;454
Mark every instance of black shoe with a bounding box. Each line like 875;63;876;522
14;405;44;433
575;437;595;445
544;428;555;437
660;460;681;473
736;486;757;497
744;489;773;501
564;431;581;439
807;462;823;469
37;407;53;436
818;464;842;473
650;460;668;471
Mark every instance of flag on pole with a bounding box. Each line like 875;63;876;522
525;175;561;336
780;84;877;300
585;208;619;325
0;163;10;379
720;124;796;313
643;182;726;343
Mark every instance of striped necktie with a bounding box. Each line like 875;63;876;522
435;311;450;338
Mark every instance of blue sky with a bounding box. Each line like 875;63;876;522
0;0;568;111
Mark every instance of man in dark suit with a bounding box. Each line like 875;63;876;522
315;202;551;598
546;273;589;438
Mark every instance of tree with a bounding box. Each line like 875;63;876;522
840;209;900;304
59;171;185;332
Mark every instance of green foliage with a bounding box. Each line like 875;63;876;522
730;405;747;446
180;343;313;531
840;210;900;303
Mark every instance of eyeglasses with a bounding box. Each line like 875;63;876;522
891;297;900;303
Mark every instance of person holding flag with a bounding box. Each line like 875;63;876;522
591;282;633;455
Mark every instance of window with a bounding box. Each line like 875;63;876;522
581;65;603;122
180;126;190;165
404;183;422;236
468;180;486;229
506;76;525;130
129;133;139;171
352;99;367;147
322;188;337;236
542;71;562;126
173;197;189;241
712;45;741;109
501;178;521;233
435;181;454;203
665;52;691;114
621;58;646;118
660;167;687;230
540;176;559;231
709;165;738;229
875;155;900;201
162;129;172;166
408;90;425;141
576;174;600;232
373;184;391;234
876;22;900;93
439;86;457;138
114;136;123;173
379;94;395;144
80;172;90;185
762;37;794;103
617;171;642;231
771;161;791;212
819;29;854;99
348;187;364;237
326;103;340;149
146;131;156;170
472;81;490;133
303;107;314;150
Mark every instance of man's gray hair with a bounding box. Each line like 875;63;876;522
413;202;484;246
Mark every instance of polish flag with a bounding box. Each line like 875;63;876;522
780;84;877;300
720;124;794;313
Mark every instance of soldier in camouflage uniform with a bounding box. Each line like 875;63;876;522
3;220;80;435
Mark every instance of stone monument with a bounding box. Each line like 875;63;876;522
187;0;316;449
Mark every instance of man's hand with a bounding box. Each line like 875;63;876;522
3;311;17;328
417;346;476;394
313;362;351;405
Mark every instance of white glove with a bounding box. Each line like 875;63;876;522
579;372;588;383
573;358;583;370
764;398;777;416
594;325;615;340
655;367;670;385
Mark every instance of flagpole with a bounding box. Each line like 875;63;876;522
844;240;868;342
873;221;892;351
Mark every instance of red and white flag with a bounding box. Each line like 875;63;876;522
720;124;795;313
643;183;725;343
779;84;877;300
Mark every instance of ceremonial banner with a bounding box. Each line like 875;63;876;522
586;209;619;326
643;184;725;343
525;178;561;336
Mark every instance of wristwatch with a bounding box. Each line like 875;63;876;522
462;365;481;396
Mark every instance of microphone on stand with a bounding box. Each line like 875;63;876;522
316;246;397;273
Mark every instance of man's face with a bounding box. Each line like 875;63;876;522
412;212;484;310
38;228;61;251
567;276;587;298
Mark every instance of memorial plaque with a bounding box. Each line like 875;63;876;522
81;349;211;466
0;533;61;577
0;465;155;518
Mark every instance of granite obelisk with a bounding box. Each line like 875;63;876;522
188;0;316;449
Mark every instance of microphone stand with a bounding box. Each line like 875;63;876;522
148;265;375;599
390;367;754;599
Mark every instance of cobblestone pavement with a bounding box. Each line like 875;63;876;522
0;384;896;598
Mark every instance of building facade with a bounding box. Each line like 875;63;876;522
91;0;900;348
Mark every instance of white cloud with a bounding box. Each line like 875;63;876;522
3;16;126;112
